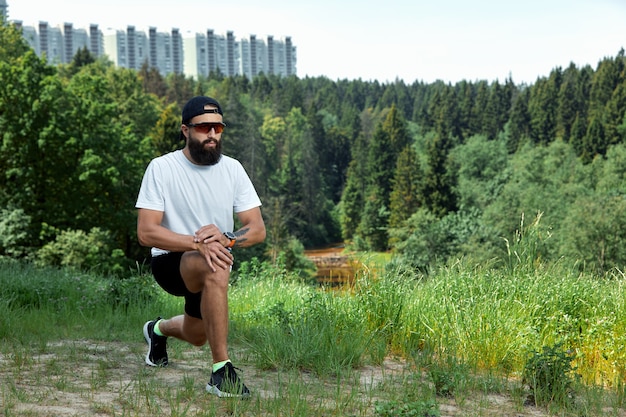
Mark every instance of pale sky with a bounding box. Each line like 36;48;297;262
6;0;626;85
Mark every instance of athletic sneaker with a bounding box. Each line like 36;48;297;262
143;317;168;367
206;362;251;398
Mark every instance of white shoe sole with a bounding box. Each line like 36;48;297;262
143;321;159;367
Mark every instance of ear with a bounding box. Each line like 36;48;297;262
181;124;189;139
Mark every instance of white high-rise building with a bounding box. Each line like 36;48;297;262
103;28;128;68
6;0;297;79
0;0;7;21
238;34;268;79
185;30;296;79
170;28;183;75
183;31;209;78
37;21;64;64
89;24;104;58
149;27;177;75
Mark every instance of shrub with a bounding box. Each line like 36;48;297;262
0;207;34;258
375;399;440;417
522;342;580;407
36;226;129;275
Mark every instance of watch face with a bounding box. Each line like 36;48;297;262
225;232;236;240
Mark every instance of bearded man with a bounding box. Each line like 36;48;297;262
135;96;266;398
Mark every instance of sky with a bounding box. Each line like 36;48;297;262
6;0;626;85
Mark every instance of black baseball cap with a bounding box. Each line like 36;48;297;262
181;96;223;124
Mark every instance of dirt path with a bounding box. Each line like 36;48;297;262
0;339;565;416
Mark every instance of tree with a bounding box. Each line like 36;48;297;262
339;161;364;241
422;134;457;218
582;117;607;162
389;145;422;233
569;113;587;157
383;104;412;154
165;72;195;107
69;46;95;72
357;184;390;251
528;69;561;145
603;80;626;147
483;80;513;140
556;63;584;142
561;195;626;273
0;19;31;62
429;84;461;140
147;102;182;156
470;81;489;135
451;134;509;211
138;61;168;97
261;107;335;246
507;88;531;152
455;80;474;140
0;48;58;246
308;106;351;203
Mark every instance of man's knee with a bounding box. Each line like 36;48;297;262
202;268;231;291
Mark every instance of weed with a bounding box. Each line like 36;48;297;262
522;342;580;407
374;399;439;417
427;355;470;398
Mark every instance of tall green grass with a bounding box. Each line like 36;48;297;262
0;259;179;343
2;248;626;415
229;256;626;388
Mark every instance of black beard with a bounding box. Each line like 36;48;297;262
188;136;222;165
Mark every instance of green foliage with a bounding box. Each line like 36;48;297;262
354;263;416;351
501;212;552;274
375;399;439;417
391;208;440;273
36;226;130;276
0;18;32;61
1;17;626;279
0;207;33;257
338;160;364;240
389;145;422;234
357;184;390;251
427;354;470;398
234;274;375;375
560;195;626;273
279;238;317;281
450;134;509;210
421;134;457;218
0;260;158;314
522;343;580;407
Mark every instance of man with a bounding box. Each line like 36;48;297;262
135;96;266;398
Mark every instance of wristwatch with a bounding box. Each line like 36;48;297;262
223;231;236;249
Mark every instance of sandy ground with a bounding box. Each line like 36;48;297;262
0;339;567;417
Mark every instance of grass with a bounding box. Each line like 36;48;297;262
1;256;626;416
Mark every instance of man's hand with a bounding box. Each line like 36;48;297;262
195;240;233;272
194;224;229;247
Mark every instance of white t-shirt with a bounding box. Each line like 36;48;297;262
136;150;262;256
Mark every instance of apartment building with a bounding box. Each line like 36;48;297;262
4;0;297;79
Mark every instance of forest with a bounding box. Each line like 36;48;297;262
1;19;625;276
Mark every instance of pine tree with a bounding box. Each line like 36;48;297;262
357;184;390;251
422;134;458;218
508;88;531;152
528;68;561;145
557;63;584;142
389;145;422;232
339;160;365;240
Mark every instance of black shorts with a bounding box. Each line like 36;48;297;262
151;252;203;319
